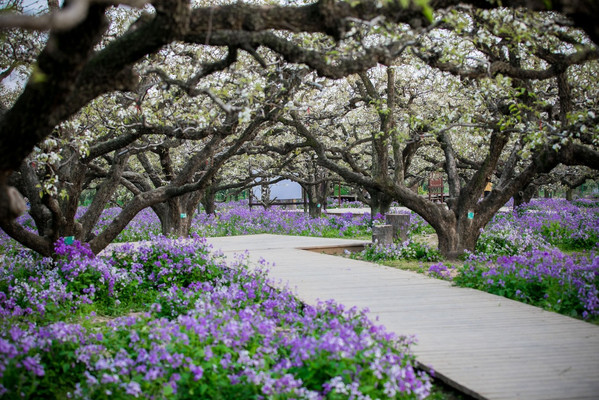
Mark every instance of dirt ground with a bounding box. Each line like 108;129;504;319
413;233;439;248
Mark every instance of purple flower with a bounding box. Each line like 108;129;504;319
22;355;44;377
190;364;203;381
124;381;141;397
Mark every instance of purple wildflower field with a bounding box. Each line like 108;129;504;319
95;201;383;243
477;198;599;255
190;203;382;239
427;198;599;321
0;201;384;257
1;197;598;397
0;236;432;399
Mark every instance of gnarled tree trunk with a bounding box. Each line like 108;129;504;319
153;191;203;238
304;180;328;218
159;209;193;238
434;213;486;259
369;190;393;219
513;185;536;210
201;188;217;215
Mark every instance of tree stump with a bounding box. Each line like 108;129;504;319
385;213;410;242
372;224;394;245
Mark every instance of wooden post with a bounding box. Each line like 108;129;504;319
385;213;410;242
372;224;394;245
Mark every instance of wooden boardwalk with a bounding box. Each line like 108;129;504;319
206;234;599;400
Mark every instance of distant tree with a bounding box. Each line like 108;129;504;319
1;56;303;255
240;125;335;217
284;8;599;257
2;0;599;224
0;0;437;223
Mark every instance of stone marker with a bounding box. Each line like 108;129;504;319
372;224;394;245
385;213;410;242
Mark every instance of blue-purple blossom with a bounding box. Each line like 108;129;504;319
0;236;432;399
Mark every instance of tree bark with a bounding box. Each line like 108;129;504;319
304;179;328;218
154;189;203;238
436;218;481;259
513;185;537;210
372;224;394;245
385;213;410;242
0;220;54;256
201;189;217;215
369;190;393;219
158;202;193;237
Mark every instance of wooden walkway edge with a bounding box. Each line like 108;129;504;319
205;234;599;400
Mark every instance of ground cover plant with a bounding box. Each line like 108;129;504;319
1;195;598;400
428;249;599;322
505;198;598;252
0;237;433;399
326;200;366;209
191;203;382;240
0;201;385;252
350;213;441;264
355;241;441;264
470;198;599;256
429;198;599;321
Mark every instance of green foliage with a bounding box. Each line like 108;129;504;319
540;221;599;251
404;241;442;261
356;240;441;263
1;239;432;399
452;251;599;321
409;222;435;236
475;233;521;256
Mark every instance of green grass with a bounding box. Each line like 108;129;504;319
379;259;434;273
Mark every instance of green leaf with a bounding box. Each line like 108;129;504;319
31;64;48;84
163;385;174;396
421;4;433;23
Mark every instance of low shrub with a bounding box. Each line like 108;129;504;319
356;240;441;263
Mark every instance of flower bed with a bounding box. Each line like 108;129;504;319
355;241;441;263
428;250;599;321
484;198;599;253
190;207;380;239
0;238;432;399
345;198;599;322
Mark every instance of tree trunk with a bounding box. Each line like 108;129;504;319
307;201;321;218
513;184;536;210
305;180;327;218
0;219;55;257
436;216;483;259
566;189;573;201
155;197;198;238
385;213;410;242
160;211;192;237
369;190;393;219
201;189;216;214
372;224;394;245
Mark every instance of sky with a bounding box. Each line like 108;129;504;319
0;0;52;90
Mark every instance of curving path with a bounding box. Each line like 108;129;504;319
205;234;599;400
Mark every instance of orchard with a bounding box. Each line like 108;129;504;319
0;0;598;398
